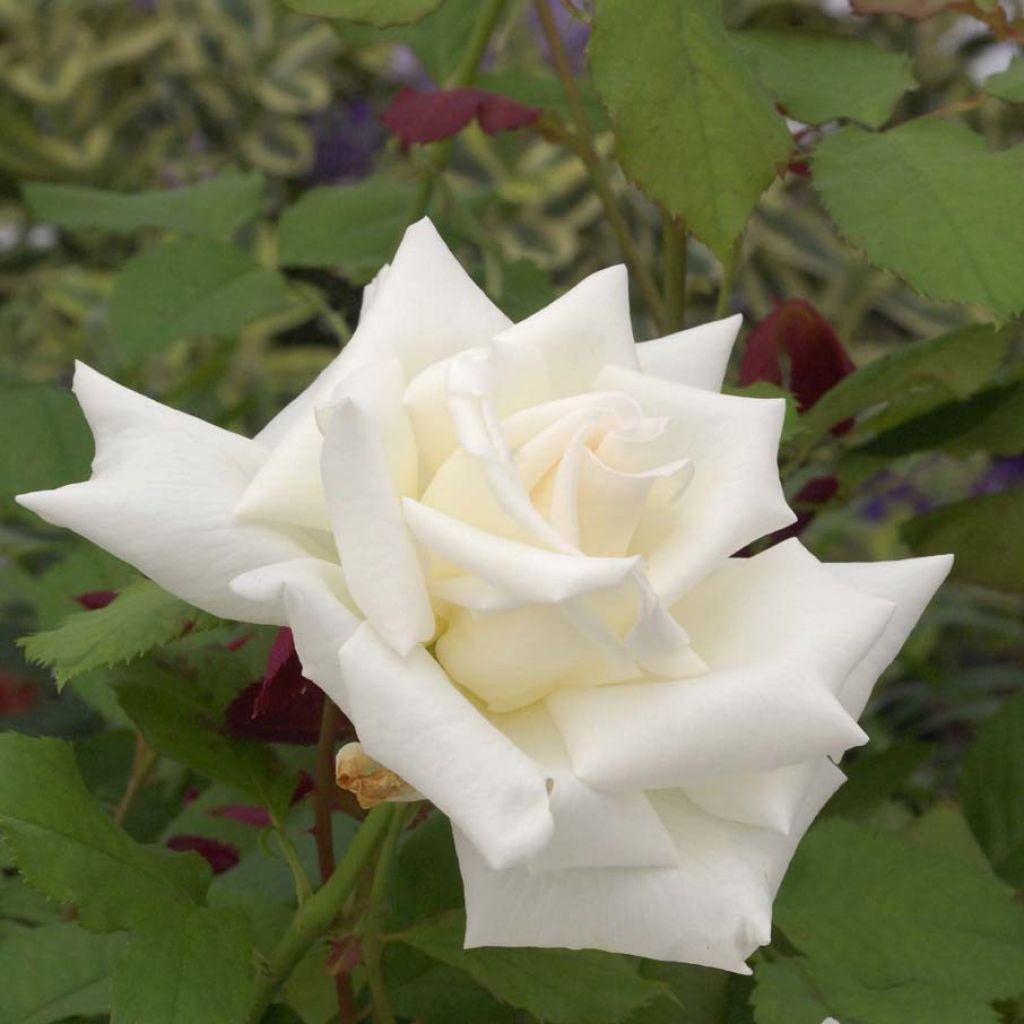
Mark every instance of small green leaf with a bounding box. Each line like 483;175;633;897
902;489;1024;593
758;816;1024;1024
281;0;443;28
112;904;253;1024
0;374;93;513
23;173;265;239
110;238;290;359
734;29;916;128
398;910;667;1024
277;178;415;279
962;693;1024;886
116;673;294;817
629;963;752;1024
823;741;933;818
20;577;217;687
0;924;127;1024
803;323;1011;437
813;119;1024;317
0;734;209;932
590;0;791;258
985;58;1024;103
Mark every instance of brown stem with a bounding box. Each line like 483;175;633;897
113;733;158;826
533;0;667;332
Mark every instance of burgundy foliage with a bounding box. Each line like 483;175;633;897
75;590;118;610
165;834;240;874
382;87;540;147
0;672;39;716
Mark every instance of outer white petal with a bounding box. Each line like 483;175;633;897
826;554;953;718
456;760;845;970
16;363;319;623
547;541;894;790
493;266;638;396
338;623;554;871
636;314;742;392
595;365;795;603
321;383;434;655
492;704;679;871
229;558;360;699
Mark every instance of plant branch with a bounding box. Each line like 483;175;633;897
533;0;667;331
407;0;508;224
662;213;688;332
113;733;158;826
247;804;398;1024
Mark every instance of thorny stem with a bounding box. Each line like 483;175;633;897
407;0;509;224
533;0;667;332
246;804;399;1024
312;701;360;1023
113;733;158;826
361;805;414;1024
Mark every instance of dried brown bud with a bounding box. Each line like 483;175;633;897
335;742;419;809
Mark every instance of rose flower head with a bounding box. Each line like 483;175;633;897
18;219;951;972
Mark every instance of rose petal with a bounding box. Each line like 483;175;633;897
16;363;319;623
456;761;845;971
636;314;742;392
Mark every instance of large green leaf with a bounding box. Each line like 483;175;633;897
961;693;1024;886
112;904;253;1024
590;0;791;258
23;173;265;239
813;119;1024;317
117;673;295;817
110;238;290;359
802;323;1011;437
754;816;1024;1024
0;374;92;512
20;578;217;688
734;29;916;128
397;910;667;1024
0;734;209;932
902;489;1024;593
281;0;443;27
0;924;127;1024
277;178;415;279
628;964;753;1024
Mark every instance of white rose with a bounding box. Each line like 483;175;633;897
19;219;951;972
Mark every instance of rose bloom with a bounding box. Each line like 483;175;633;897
19;220;950;972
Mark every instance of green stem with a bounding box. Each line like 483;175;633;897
269;812;313;906
361;805;413;1024
662;213;688;332
715;236;741;321
533;0;667;332
246;804;398;1024
407;0;508;224
113;735;158;826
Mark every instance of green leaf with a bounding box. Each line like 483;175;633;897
802;323;1011;437
962;693;1024;885
20;578;217;688
823;741;933;818
985;57;1024;103
0;734;209;932
0;924;127;1024
23;173;265;239
734;29;916;129
397;910;667;1024
110;238;290;359
281;0;443;28
495;259;556;323
756;816;1024;1024
628;963;752;1024
590;0;791;258
116;673;294;817
476;70;610;132
902;489;1024;593
813;119;1024;317
0;374;92;512
860;380;1024;458
112;904;253;1024
277;178;415;279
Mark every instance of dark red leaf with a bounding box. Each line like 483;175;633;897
74;590;118;610
0;672;39;716
207;804;272;828
291;771;316;805
224;680;323;745
224;632;252;652
740;299;855;414
382;87;540;147
165;834;240;874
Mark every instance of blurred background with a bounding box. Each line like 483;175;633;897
1;0;1022;926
